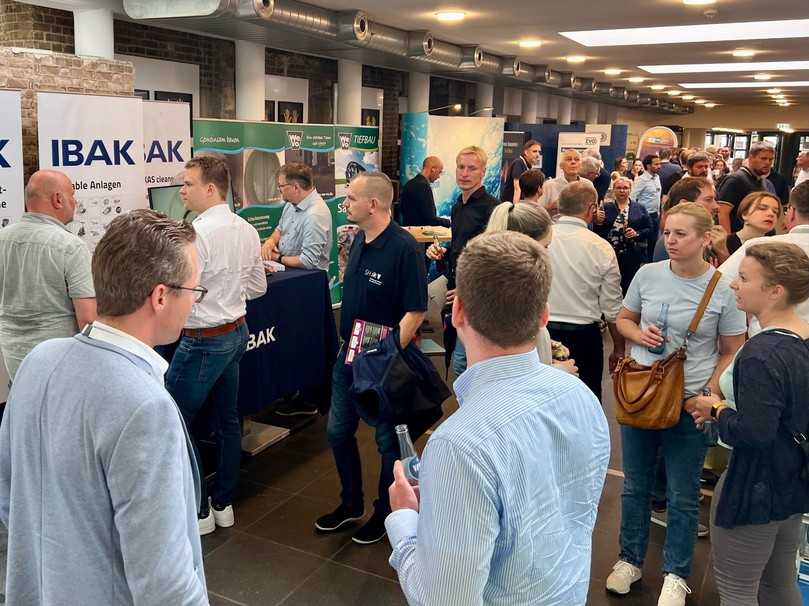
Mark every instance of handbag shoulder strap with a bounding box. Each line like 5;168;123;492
686;270;722;337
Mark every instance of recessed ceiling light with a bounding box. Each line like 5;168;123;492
566;55;587;63
518;39;542;48
766;88;782;94
604;68;623;76
778;102;792;107
650;84;666;90
694;99;708;104
754;73;773;81
681;94;695;100
683;0;716;4
434;10;466;22
639;60;809;74
560;19;809;47
667;90;682;96
680;81;809;89
628;77;646;83
704;103;717;108
732;49;757;58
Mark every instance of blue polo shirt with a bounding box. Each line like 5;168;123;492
340;221;428;342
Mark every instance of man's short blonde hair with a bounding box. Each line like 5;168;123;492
456;145;488;168
456;231;551;347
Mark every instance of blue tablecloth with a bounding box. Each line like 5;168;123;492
239;268;338;415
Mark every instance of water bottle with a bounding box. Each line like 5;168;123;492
647;303;670;355
700;387;720;446
395;424;420;481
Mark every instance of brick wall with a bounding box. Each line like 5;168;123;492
0;47;134;180
362;65;406;179
0;0;74;54
266;48;337;125
113;20;235;119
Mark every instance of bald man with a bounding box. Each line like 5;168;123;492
399;156;450;228
0;170;96;380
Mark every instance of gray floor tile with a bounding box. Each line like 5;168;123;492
278;561;406;606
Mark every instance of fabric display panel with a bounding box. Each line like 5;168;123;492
143;101;192;196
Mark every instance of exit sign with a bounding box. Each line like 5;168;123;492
777;123;791;130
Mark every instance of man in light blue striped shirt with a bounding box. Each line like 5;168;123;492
385;231;611;605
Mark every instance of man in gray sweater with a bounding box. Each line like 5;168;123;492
0;210;209;605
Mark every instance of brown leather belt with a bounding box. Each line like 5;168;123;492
182;316;245;338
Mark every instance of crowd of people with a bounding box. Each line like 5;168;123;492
0;132;808;606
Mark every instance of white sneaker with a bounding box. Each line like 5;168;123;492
606;560;642;595
198;508;215;536
212;503;235;528
658;573;691;606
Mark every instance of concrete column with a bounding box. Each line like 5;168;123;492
547;95;559;120
558;96;573;125
503;87;522;117
587;101;600;124
536;93;549;121
521;91;538;124
73;9;114;59
475;82;494;116
337;59;362;125
408;71;430;113
234;40;265;121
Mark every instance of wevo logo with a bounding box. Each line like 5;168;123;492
0;140;10;168
287;131;303;150
145;140;185;163
338;132;351;150
51;139;136;167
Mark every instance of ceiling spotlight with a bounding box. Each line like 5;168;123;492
704;103;717;108
694;99;708;104
667;90;682;96
604;68;623;76
681;94;695;100
650;84;666;90
435;10;466;22
518;39;542;48
766;88;782;94
683;0;716;4
628;77;646;83
732;49;757;58
566;55;587;63
753;73;773;80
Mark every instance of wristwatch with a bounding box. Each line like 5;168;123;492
279;255;285;265
710;401;727;419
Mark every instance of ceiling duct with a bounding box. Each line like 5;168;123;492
593;81;611;95
572;77;595;93
610;86;629;101
555;71;574;88
502;57;534;82
626;90;641;104
478;51;503;74
407;30;434;58
459;46;484;70
534;65;554;85
336;10;369;43
638;94;652;106
123;0;274;19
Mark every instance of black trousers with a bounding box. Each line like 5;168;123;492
547;321;604;402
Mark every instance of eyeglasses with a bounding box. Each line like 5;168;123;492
167;284;208;303
277;182;292;189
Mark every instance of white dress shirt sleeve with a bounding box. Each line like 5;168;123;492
599;246;624;322
242;225;267;301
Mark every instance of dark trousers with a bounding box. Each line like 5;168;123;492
647;213;660;262
547;321;603;401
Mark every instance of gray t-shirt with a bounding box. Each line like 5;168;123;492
623;261;746;396
0;213;95;378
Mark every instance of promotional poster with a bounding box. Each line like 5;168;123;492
334;125;380;197
143;100;192;196
637;126;679;159
0;90;24;228
37;92;146;250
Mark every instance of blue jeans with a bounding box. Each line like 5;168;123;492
619;411;707;578
327;347;398;516
451;337;467;376
165;323;249;513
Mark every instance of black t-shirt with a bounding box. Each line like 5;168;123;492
399;174;450;227
500;156;530;202
340;221;428;341
447;186;499;288
717;168;764;232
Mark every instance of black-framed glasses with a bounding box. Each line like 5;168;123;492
168;284;208;303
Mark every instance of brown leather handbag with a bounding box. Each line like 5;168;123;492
612;271;722;430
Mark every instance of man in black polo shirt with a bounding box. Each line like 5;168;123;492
717;141;774;232
427;145;499;375
315;171;427;546
399;156;450;228
501;139;541;203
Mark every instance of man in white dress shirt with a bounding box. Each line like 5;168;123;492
539;149;592;213
165;156;267;535
547;181;624;401
719;180;809;334
794;151;809;189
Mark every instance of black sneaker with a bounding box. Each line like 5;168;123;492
314;504;364;532
352;511;388;545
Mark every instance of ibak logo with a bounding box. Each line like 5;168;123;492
51;139;136;166
338;132;351;150
0;140;9;168
246;326;276;351
145;140;185;163
287;131;303;150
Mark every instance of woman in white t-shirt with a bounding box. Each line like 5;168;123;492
485;202;577;375
606;202;747;605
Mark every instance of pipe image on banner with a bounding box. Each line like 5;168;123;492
143;100;191;195
400;113;505;216
37;92;146;250
0;90;24;228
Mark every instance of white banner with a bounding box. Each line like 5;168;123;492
0;90;25;229
586;123;612;147
556;132;600;178
143;100;191;196
37;92;146;250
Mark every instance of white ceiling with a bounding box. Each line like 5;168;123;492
310;0;809;107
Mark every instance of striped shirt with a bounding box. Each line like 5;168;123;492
385;351;610;606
